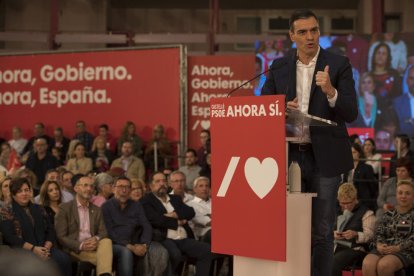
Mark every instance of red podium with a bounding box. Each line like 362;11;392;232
210;95;315;275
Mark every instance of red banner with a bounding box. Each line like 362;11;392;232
211;95;286;261
187;55;255;150
0;48;182;142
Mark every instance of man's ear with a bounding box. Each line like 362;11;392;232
289;31;295;42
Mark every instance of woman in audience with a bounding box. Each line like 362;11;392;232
14;168;38;195
0;142;22;174
376;157;412;218
0;176;12;207
130;177;146;201
344;143;378;210
38;180;62;224
363;138;383;176
333;183;376;276
117;121;143;157
0;177;71;276
362;181;414;275
369;42;401;106
90;136;114;173
65;139;80;162
65;142;93;175
90;172;113;207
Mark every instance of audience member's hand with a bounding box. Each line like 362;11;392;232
334;231;343;240
82;237;98;251
341;230;357;240
133;244;147;256
377;243;388;254
383;203;394;211
33;246;50;260
178;219;187;226
44;241;53;250
164;211;178;219
287;97;299;110
379;244;400;255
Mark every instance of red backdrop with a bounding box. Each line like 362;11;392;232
0;47;183;142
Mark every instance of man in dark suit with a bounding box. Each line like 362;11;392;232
394;66;414;137
261;9;358;276
141;172;212;276
55;175;113;276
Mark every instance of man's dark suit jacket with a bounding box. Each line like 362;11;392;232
262;48;358;177
141;193;195;242
55;199;108;254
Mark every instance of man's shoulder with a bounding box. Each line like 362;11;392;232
320;47;348;63
393;93;409;105
59;200;75;211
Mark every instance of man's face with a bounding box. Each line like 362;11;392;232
113;179;131;204
46;172;59;181
121;142;133;157
99;127;108;137
34;124;44;137
185;151;197;166
169;172;185;194
75;176;94;201
407;68;414;96
289;16;320;59
35;139;48;154
62;172;73;190
200;132;209;146
150;173;168;197
194;179;210;201
375;131;391;150
76;122;86;133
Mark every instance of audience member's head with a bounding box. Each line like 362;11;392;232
75;120;87;134
9;177;32;206
349;134;362;146
363;138;377;156
394;134;410;152
396;180;414;210
395;157;412;180
200;130;210;147
73;143;86;159
0;176;12;203
12;126;23;140
184;149;198;167
122;121;136;138
112;176;131;205
39;180;62;206
193;176;210;201
130;178;146;201
98;124;109;137
375;129;392;150
351;142;364;160
337;183;358;212
169;170;186;196
150;171;168;198
371;42;392;71
94;172;114;198
34;138;48;155
34;122;46;137
61;170;74;192
73;175;94;202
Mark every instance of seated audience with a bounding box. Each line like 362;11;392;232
111;141;145;181
377;157;413;218
73;120;94;152
51;147;64;166
90;136;114;173
102;176;169;276
179;149;201;191
23;122;53;155
51;127;70;161
92;124;117;154
130;178;146;201
344;143;378;210
187;176;211;242
363;138;383;176
117;121;143;157
65;142;93;175
8;126;27;156
169;170;194;204
141;172;212;276
389;134;414;178
197;130;210;167
55;175;113;276
25;138;59;193
39;180;62;224
362;181;414;275
91;172;114;207
0;176;11;207
0;177;71;276
332;183;376;276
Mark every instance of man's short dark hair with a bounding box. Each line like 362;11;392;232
185;148;197;157
396;134;410;148
99;124;109;130
114;176;131;186
289;9;318;31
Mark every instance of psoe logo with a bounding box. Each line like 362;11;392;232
217;157;279;199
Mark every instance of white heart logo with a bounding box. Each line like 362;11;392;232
244;157;278;199
201;120;210;130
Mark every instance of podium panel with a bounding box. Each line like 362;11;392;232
234;193;315;276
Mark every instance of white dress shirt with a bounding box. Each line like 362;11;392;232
187;196;211;239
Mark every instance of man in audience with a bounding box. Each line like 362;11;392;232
55;175;113;276
23;122;53;154
61;170;75;199
111;141;145;181
25;138;59;189
179;149;201;191
141;172;211;276
197;130;210;167
389;134;414;177
187;176;211;243
169;170;194;204
394;66;414;137
51;127;70;160
73;120;94;152
102;176;169;276
8;126;27;155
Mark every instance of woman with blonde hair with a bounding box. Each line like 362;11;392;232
130;177;146;201
65;143;93;175
0;176;12;207
333;183;376;276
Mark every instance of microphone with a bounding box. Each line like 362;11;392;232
226;60;288;97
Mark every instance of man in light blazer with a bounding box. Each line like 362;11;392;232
55;175;113;276
261;9;358;276
111;141;146;181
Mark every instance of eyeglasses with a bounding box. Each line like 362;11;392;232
171;179;185;183
115;185;131;190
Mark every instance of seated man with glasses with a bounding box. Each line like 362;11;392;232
55;175;113;276
102;176;169;276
